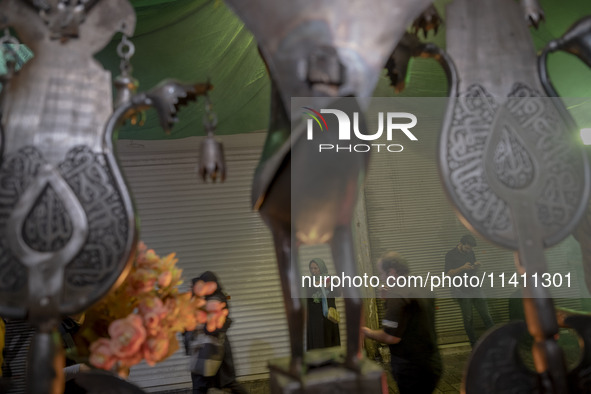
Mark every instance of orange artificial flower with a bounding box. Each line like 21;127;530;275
108;315;147;358
89;338;116;370
142;333;170;366
193;280;217;297
83;241;226;373
158;271;173;288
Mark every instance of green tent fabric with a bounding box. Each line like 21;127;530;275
96;0;271;140
1;0;590;139
114;0;591;137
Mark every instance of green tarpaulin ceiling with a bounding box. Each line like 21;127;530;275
2;0;591;140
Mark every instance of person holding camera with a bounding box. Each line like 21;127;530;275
445;234;494;347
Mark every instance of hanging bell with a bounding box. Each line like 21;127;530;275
198;98;226;182
199;135;226;183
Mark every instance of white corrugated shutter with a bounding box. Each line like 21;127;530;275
2;320;35;394
117;133;290;391
112;116;585;392
362;109;584;344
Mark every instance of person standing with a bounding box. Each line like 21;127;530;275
362;252;441;394
306;258;341;350
184;271;247;394
445;234;494;347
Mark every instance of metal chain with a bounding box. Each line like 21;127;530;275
117;35;135;76
203;95;218;136
113;34;139;112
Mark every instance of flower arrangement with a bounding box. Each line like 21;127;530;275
73;242;227;375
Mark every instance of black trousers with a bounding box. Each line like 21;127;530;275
390;356;441;394
191;374;247;394
191;338;247;394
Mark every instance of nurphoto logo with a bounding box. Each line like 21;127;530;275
303;107;418;153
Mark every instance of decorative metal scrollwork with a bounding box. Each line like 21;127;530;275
27;0;100;40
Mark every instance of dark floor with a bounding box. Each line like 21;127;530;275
141;326;586;393
170;343;472;394
375;343;471;394
431;344;471;394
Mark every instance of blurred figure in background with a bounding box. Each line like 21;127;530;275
60;313;92;390
307;258;340;350
362;252;441;394
184;271;246;394
445;235;494;347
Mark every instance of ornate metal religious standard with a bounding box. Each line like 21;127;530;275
0;1;218;393
0;2;137;391
0;0;136;318
438;0;591;392
223;0;434;392
543;17;591;295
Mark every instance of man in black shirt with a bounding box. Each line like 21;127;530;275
445;235;494;347
362;252;441;394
